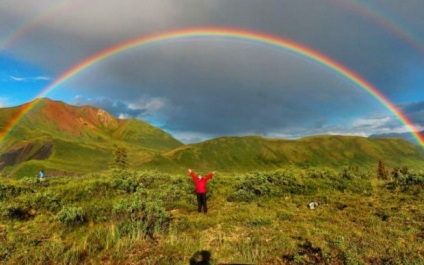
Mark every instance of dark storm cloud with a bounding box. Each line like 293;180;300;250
3;0;421;86
400;101;424;126
67;41;381;137
401;101;424;113
1;0;423;140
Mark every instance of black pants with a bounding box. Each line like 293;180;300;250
196;193;207;213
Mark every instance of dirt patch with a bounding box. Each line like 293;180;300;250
44;170;83;177
0;140;53;169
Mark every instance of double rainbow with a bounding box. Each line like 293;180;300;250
1;27;423;148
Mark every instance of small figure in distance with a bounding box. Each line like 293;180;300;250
188;168;215;213
39;170;45;182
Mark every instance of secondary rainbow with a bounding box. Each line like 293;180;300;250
0;0;71;50
1;27;423;148
342;0;424;56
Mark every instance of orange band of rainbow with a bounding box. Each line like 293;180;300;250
1;27;423;148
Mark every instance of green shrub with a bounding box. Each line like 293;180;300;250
33;190;62;212
111;177;141;193
56;206;86;225
304;167;337;179
228;172;271;201
19;176;39;187
0;183;30;201
389;170;424;194
227;170;319;201
227;189;255;202
112;190;170;238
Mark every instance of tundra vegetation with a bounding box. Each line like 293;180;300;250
0;161;423;265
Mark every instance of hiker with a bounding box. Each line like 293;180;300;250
39;170;45;181
188;168;215;213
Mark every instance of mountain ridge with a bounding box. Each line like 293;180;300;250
154;134;424;173
0;98;183;175
369;130;424;145
0;98;423;176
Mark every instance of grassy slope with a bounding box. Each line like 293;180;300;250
0;99;183;177
154;135;424;173
0;168;422;264
1;99;424;176
9;134;422;177
113;119;182;151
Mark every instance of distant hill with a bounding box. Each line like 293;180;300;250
0;98;423;177
148;135;424;173
0;98;183;176
369;131;424;145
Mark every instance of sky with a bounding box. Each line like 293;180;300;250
0;0;423;143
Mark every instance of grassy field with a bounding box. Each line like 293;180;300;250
0;165;423;264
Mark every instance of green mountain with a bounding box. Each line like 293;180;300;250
1;98;423;177
369;130;424;145
146;135;424;173
0;98;183;176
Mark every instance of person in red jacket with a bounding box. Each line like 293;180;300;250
188;168;215;213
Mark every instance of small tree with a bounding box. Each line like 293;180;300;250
377;159;389;180
112;144;128;171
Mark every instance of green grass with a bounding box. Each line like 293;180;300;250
3;98;424;178
159;135;424;174
0;166;423;264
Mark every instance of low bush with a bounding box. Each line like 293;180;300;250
0;182;31;201
112;189;170;238
56;206;86;225
388;170;424;194
227;189;256;202
32;190;62;212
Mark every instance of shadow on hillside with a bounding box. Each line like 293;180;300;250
190;250;211;265
282;239;324;263
189;250;254;265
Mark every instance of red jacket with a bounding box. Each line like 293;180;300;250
190;171;214;193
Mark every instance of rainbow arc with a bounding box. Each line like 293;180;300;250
1;27;423;148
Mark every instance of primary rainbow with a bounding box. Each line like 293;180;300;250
1;27;423;148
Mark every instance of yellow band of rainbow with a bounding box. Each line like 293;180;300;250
1;27;423;148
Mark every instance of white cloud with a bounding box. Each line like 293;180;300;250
35;76;51;81
351;115;424;135
118;113;132;119
267;114;420;140
0;97;9;108
9;76;26;82
128;97;166;117
351;116;392;130
9;75;51;82
170;131;210;144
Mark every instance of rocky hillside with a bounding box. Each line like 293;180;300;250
0;98;183;174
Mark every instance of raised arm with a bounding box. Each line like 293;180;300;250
188;168;197;180
204;171;215;181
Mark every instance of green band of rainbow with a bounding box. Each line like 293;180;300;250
1;27;423;148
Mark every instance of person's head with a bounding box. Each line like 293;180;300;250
198;175;203;179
